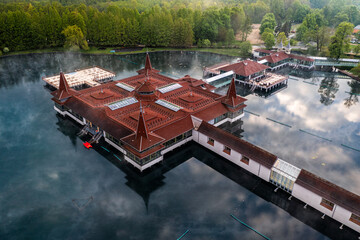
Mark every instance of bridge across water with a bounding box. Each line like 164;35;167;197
313;57;360;68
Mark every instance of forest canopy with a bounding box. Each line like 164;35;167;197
1;0;360;53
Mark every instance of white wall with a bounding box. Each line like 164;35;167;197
258;165;271;182
333;205;360;233
54;105;85;125
196;132;262;177
292;184;334;217
161;137;193;155
292;183;360;233
124;155;163;172
104;137;126;154
213;113;245;127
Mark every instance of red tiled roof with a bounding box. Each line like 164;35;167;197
194;102;229;122
136;79;156;93
65;98;133;140
259;52;289;63
154;115;193;140
177;75;217;92
123;143;164;159
296;169;360;216
53;54;249;160
121;110;165;152
255;49;314;62
219;60;269;77
197;121;277;168
287;54;314;62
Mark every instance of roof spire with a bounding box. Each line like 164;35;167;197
135;107;149;139
139;100;145;114
59;72;70;93
144;52;152;71
226;77;237;101
51;72;78;101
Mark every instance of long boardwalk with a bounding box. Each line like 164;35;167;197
191;118;360;234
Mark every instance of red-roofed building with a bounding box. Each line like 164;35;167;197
258;51;290;70
254;49;315;70
204;59;288;95
49;53;247;171
219;60;269;81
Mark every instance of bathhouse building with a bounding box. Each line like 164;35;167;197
49;54;247;171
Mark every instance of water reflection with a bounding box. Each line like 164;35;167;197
53;114;359;239
344;80;360;108
318;76;339;106
0;52;359;240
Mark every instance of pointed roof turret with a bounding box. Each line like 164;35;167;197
121;105;164;152
222;78;247;108
144;53;152;72
51;72;78;101
286;40;291;50
135;108;149;140
226;77;237;100
278;40;283;51
137;53;160;75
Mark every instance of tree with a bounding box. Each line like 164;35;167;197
198;39;211;48
270;0;285;26
238;41;252;57
230;7;245;34
329;22;354;59
172;18;193;47
244;1;270;24
333;12;349;27
260;13;276;35
296;10;326;50
354;45;360;55
62;25;89;50
292;1;311;23
276;32;287;45
296;24;308;41
345;5;360;26
239;16;252;42
262;31;275;49
316;26;331;51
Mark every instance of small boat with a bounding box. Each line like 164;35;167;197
83;142;92;149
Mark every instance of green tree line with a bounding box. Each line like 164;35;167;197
0;1;257;52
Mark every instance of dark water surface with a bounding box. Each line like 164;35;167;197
0;52;359;240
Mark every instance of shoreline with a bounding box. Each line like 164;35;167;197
0;47;247;58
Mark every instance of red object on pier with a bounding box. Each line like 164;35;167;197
83;142;92;149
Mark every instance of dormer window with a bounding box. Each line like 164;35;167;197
139;91;154;95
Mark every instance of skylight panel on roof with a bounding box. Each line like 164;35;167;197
108;97;138;110
272;159;301;179
155;99;182;112
158;83;183;94
115;82;135;92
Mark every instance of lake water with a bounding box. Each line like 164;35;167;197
0;52;359;240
